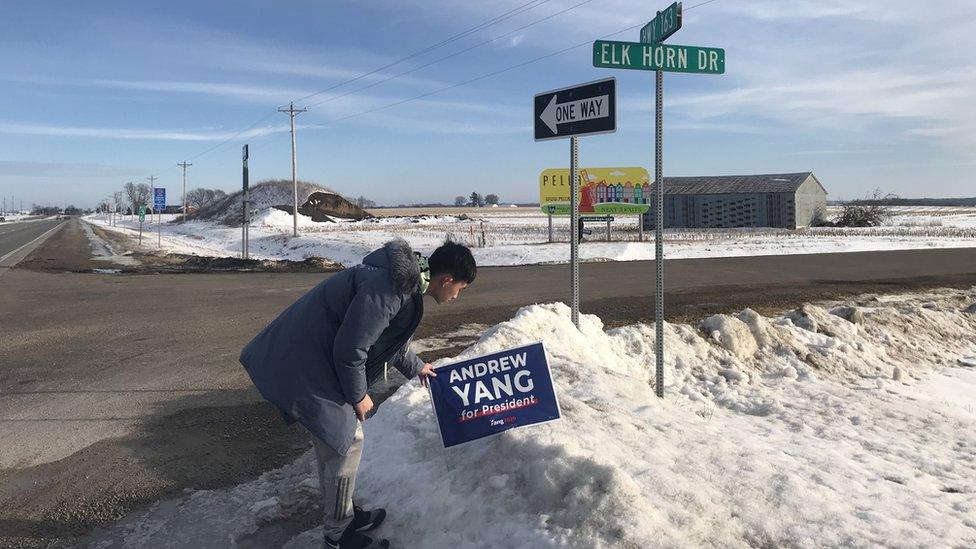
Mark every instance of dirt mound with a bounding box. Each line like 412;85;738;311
273;191;371;222
188;180;355;226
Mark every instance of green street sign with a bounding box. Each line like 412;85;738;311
138;204;146;222
593;40;725;74
640;1;682;44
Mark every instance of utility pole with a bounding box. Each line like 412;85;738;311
278;101;307;237
177;161;192;221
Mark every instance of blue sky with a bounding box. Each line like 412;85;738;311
1;0;974;209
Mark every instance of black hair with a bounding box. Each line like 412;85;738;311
428;240;477;283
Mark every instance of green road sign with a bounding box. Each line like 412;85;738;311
593;40;725;74
640;1;682;44
138;204;146;222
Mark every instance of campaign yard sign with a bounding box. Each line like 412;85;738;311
428;342;561;448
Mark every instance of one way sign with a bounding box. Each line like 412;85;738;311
534;77;616;141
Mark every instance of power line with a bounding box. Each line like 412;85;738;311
313;0;722;126
166;0;722;169
162;0;556;171
306;0;599;110
291;0;556;105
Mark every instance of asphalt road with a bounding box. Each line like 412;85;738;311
2;218;975;547
0;218;64;268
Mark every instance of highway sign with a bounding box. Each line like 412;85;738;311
640;1;682;44
534;78;616;141
153;188;166;210
138;205;146;223
594;40;724;74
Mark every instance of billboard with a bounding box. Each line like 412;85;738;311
539;167;651;216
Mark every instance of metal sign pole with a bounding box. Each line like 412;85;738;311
242;144;250;260
570;136;580;328
654;69;665;398
548;211;553;243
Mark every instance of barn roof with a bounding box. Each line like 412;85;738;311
652;172;818;195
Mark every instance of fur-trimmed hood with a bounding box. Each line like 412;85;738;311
362;239;421;294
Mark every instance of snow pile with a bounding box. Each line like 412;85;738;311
86;288;976;547
0;212;35;222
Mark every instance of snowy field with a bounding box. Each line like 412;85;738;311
84;206;976;268
87;288;976;547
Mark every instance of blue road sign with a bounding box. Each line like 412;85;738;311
428;342;561;448
153;188;166;210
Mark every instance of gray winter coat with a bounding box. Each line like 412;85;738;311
239;240;426;454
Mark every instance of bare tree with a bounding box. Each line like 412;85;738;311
186;188;227;211
485;193;499;205
124;182;152;212
354;195;376;209
834;188;897;227
469;192;484;207
454;196;467;207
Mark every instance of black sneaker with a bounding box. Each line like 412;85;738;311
347;505;386;533
324;529;390;549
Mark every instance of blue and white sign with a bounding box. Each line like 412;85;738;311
153;188;166;210
428;342;561;448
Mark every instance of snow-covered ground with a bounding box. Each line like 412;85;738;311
84;206;976;268
87;288;976;548
1;213;50;222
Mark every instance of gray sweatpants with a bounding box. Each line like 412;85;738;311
310;421;364;540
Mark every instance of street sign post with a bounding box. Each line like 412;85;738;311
242;144;250;260
593;3;725;399
153;188;165;247
640;1;682;44
138;204;146;245
593;40;725;74
534;78;616;142
535;79;617;329
582;216;614;241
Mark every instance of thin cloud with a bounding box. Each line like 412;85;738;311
785;149;890;156
0;161;141;178
6;75;311;104
0;121;293;141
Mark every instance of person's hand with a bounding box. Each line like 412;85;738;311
419;363;438;388
354;394;374;421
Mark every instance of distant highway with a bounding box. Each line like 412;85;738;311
0;218;64;267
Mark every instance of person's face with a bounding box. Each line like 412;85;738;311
430;275;468;304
